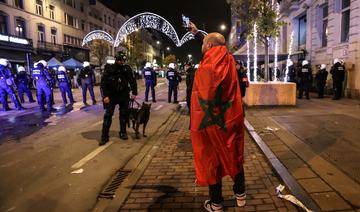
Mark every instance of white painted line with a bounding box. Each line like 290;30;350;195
154;105;163;111
71;141;114;169
90;120;103;128
156;82;165;87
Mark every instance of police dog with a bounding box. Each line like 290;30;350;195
128;101;151;139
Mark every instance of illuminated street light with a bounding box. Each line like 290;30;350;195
166;47;170;51
156;41;160;45
188;54;192;59
220;24;226;31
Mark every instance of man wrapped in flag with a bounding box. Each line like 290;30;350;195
188;22;246;212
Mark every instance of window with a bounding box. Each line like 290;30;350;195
49;5;55;20
322;4;328;47
80;3;84;12
81;20;85;30
36;0;43;16
298;15;307;47
65;0;75;8
14;0;23;9
341;0;350;42
0;13;8;34
15;18;25;37
64;13;78;28
51;28;56;44
104;14;106;24
37;24;45;42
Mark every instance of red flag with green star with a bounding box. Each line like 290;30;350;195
190;45;244;186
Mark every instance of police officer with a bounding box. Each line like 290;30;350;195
32;60;55;112
185;62;196;112
100;52;137;145
16;66;35;104
315;64;328;99
297;60;312;100
56;66;74;105
143;62;157;102
78;61;96;105
0;58;22;111
286;60;296;83
166;63;181;103
330;58;345;100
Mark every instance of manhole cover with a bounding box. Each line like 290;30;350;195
98;170;131;199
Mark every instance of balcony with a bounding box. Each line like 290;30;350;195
37;41;63;52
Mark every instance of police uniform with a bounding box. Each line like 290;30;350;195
78;63;96;105
298;62;312;99
32;63;54;112
166;66;181;103
0;59;22;111
56;67;74;104
100;52;137;145
315;66;328;98
330;62;345;100
143;66;157;102
16;68;35;103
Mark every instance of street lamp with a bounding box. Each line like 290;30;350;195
188;54;192;61
156;41;160;45
166;47;170;51
220;24;226;31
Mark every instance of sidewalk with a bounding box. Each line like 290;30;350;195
120;110;298;211
245;95;360;211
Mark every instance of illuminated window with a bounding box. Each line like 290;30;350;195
322;4;328;47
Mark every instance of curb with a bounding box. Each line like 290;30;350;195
245;118;321;211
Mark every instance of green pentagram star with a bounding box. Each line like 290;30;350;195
198;85;232;132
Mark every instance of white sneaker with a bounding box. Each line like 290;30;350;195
236;193;246;207
203;200;224;212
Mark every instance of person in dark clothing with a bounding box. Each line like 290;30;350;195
166;63;182;103
185;62;196;112
286;60;297;83
99;51;138;145
298;60;312;100
330;58;345;100
235;60;249;97
0;58;22;111
56;66;75;105
78;61;96;105
16;66;35;103
143;62;157;102
315;64;328;98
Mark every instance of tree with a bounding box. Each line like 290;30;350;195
89;40;111;66
163;54;177;67
125;33;147;70
228;0;283;81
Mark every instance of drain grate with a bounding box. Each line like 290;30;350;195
98;170;131;199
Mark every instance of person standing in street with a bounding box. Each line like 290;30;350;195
56;66;75;105
143;62;157;103
78;61;96;105
188;22;246;212
286;60;297;83
185;62;196;113
330;58;345;100
315;64;328;98
16;66;35;104
236;60;249;117
100;51;137;145
166;63;181;103
297;60;312;100
32;60;55;112
0;58;22;111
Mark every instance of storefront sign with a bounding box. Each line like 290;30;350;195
0;34;29;45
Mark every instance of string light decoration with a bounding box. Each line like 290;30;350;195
82;30;114;46
246;40;250;79
273;2;280;82
284;31;294;82
179;31;208;46
253;23;258;82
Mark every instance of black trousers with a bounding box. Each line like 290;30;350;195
209;168;245;204
101;99;129;141
168;84;178;102
298;81;311;99
317;83;325;98
333;81;343;99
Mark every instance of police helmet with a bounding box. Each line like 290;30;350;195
168;63;175;69
106;59;115;64
38;60;47;68
320;64;326;70
287;60;293;67
58;66;66;72
0;58;9;67
194;64;199;69
302;60;309;66
18;66;26;72
334;58;340;64
115;51;127;61
83;61;90;68
144;62;152;68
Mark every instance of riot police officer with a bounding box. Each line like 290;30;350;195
166;63;181;103
56;66;74;105
143;62;157;102
100;52;137;145
286;60;296;83
298;60;312;100
0;58;22;111
330;58;345;100
32;60;55;112
16;66;35;103
78;61;96;105
315;64;328;98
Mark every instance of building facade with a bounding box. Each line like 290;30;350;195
0;0;126;70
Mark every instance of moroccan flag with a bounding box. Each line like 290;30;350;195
190;45;244;186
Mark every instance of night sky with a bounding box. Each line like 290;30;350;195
99;0;231;64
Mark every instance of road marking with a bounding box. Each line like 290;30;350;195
90;120;103;128
154;105;163;111
156;82;165;87
71;141;114;169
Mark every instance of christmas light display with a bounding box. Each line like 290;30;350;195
179;31;208;46
274;2;280;82
253;23;258;82
246;40;250;79
284;31;294;82
82;30;114;46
